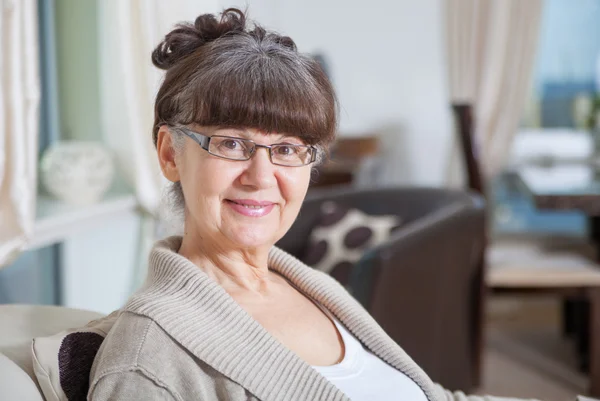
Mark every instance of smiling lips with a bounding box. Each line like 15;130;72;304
225;199;276;217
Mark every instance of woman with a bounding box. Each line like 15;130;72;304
89;8;525;401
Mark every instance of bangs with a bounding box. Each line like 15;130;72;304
164;43;337;146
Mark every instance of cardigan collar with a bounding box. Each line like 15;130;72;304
125;236;440;401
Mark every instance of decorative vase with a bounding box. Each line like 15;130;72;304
40;141;115;205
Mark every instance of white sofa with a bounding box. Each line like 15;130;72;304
0;304;102;401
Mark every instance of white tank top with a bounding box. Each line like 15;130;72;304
312;310;428;401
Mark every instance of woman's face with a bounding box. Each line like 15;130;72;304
166;126;313;250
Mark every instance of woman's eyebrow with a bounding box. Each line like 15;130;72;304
213;127;247;137
276;136;305;144
213;128;302;144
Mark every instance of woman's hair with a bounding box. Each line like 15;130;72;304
152;8;338;147
152;8;338;225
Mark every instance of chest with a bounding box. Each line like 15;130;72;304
313;328;430;401
233;287;345;366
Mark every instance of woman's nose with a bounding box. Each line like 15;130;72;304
239;147;277;189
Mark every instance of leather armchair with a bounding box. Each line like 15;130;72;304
277;185;486;392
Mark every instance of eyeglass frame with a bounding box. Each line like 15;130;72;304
173;127;319;167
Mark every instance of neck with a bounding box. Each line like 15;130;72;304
178;231;273;293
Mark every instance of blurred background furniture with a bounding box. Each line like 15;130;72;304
311;136;380;187
487;243;600;396
453;94;600;396
0;304;102;401
277;185;486;391
512;164;600;395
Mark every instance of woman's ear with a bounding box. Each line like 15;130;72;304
156;126;181;182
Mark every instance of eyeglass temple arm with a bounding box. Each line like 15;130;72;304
179;128;211;149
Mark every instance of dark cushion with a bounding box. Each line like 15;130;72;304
31;311;120;401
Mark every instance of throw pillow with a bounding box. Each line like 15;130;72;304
31;310;120;401
302;201;401;285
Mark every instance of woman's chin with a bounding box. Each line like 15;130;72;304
224;227;278;250
220;212;281;249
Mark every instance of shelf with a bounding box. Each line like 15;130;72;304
27;188;138;250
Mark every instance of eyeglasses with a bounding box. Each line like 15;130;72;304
176;127;318;167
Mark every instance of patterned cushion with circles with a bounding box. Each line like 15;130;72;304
302;201;401;285
31;310;120;401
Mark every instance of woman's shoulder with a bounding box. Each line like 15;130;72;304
91;312;164;373
89;311;252;401
89;312;187;396
90;311;193;381
87;312;179;400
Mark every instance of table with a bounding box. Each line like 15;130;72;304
310;160;357;188
519;164;600;250
517;163;600;396
310;135;380;188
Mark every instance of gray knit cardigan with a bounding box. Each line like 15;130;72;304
88;236;539;401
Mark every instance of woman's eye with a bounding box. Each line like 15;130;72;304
276;145;296;155
222;139;241;149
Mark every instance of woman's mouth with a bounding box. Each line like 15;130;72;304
225;199;276;217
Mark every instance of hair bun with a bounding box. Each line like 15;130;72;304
152;8;247;70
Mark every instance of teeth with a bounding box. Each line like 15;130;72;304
229;200;270;209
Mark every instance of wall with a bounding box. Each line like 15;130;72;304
61;209;140;314
226;0;453;186
0;246;59;304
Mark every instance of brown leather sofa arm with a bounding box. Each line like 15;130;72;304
278;185;484;258
351;198;484;307
349;194;485;391
277;185;486;391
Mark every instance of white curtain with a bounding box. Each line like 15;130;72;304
0;0;40;267
445;0;543;187
97;0;219;288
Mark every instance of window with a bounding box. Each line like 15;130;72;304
492;0;600;236
522;0;600;130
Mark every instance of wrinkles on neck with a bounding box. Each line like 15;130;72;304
177;231;274;293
